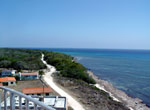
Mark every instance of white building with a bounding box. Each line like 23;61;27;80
19;72;39;80
1;96;67;110
0;77;16;86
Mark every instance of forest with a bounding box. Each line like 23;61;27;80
0;48;96;84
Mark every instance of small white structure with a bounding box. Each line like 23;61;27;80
0;77;16;86
1;96;67;110
44;96;67;109
11;70;16;75
1;96;35;108
19;72;39;80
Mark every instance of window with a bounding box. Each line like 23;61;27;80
46;93;49;96
3;82;8;86
11;82;13;84
37;94;41;96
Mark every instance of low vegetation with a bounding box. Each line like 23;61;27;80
43;51;96;84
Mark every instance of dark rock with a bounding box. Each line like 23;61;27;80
54;76;129;110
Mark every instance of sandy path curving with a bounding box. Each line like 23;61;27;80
41;54;85;110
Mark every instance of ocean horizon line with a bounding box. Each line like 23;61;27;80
1;47;150;51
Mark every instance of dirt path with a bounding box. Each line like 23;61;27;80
41;54;85;110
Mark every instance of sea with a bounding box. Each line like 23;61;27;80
39;48;150;106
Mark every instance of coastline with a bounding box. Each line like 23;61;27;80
41;54;85;110
87;70;149;110
42;52;149;110
1;48;149;110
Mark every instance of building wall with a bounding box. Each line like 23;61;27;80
21;75;38;80
2;81;16;86
1;72;12;77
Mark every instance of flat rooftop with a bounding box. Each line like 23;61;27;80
1;96;67;110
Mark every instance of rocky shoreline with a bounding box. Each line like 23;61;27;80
87;71;149;110
53;75;129;110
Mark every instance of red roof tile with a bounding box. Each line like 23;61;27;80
22;87;51;94
0;77;16;82
21;73;38;76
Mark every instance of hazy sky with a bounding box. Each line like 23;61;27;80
0;0;149;49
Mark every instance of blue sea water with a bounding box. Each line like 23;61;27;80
41;48;150;106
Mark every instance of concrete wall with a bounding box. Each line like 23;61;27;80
21;75;39;80
2;81;16;86
1;72;12;77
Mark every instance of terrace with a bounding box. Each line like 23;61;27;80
0;86;56;110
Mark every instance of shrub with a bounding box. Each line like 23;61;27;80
44;51;96;84
0;48;46;70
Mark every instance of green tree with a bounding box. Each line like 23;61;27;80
39;70;44;78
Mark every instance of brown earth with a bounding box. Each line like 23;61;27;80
53;75;129;110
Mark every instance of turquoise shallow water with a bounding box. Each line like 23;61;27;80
40;48;150;106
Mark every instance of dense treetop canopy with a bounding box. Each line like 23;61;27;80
0;48;95;84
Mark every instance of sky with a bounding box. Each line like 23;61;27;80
0;0;150;49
